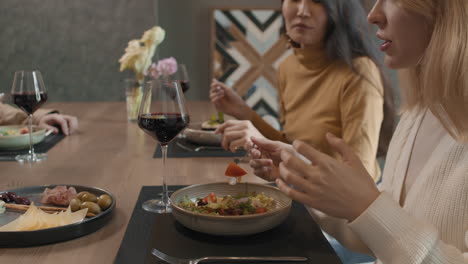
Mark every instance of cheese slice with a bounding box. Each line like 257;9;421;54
0;203;88;232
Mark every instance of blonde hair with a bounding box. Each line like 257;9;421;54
399;0;468;142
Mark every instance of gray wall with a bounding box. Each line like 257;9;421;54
0;0;156;102
0;0;280;102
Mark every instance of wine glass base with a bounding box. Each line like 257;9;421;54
15;153;47;163
142;199;172;214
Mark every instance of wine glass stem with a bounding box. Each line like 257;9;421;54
27;114;35;159
160;144;169;209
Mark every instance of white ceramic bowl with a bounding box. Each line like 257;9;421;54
170;182;292;236
0;125;47;150
182;122;221;146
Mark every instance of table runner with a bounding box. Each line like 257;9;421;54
154;137;245;158
0;133;65;161
115;185;342;264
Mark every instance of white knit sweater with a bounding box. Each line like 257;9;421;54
309;108;468;263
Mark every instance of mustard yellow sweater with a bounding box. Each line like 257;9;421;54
249;45;384;181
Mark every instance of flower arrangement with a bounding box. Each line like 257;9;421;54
119;26;166;83
146;57;178;80
119;26;165;120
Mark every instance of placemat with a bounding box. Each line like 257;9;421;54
0;133;65;161
115;185;342;264
154;137;245;158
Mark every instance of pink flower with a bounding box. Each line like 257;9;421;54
156;57;178;77
145;63;160;79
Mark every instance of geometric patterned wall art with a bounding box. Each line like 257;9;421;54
212;9;292;127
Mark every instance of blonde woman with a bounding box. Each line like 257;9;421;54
250;0;468;263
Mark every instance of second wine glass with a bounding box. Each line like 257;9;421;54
138;79;190;213
10;70;48;163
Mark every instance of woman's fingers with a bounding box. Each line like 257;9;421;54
251;136;279;153
39;123;59;134
228;138;247;152
325;133;360;164
214;120;239;134
276;178;315;206
66;115;79;135
250;158;273;169
221;130;245;150
250;147;262;159
292;140;329;166
278;155;313;187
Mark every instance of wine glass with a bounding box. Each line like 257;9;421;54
10;70;48;163
138;79;190;213
171;64;190;93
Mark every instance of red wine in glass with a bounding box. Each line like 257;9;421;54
10;70;48;163
12;91;48;114
138;79;189;214
180;81;190;93
138;113;190;145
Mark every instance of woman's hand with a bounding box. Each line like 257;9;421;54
209;79;250;119
38;113;79;136
215;120;264;152
248;137;294;181
277;133;380;222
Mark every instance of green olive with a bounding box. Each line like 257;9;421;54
97;194;112;210
81;193;98;203
69;198;82;212
77;191;91;200
80;201;101;215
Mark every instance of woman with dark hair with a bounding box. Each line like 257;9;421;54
210;0;394;182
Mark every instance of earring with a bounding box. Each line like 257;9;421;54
285;33;301;48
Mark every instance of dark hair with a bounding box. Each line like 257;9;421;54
282;0;395;157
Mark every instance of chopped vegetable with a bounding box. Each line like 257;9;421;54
225;162;247;177
178;192;276;216
208;112;225;125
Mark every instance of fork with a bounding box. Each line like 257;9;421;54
152;248;308;264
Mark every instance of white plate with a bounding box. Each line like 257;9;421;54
170;182;292;236
0;125;47;150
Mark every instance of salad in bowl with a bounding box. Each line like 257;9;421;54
0;125;47;150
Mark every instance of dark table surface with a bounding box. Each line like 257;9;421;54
115;185;342;264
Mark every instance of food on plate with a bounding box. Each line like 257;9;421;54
4;203;96;218
225;162;247;177
97;194;112;210
69;198;82;212
201;112;224;130
80;201;101;215
0;127;30;136
77;191;90;200
0;203;87;232
41;185;77;206
0;201;5;214
80;193;98;203
69;192;113;213
178;192;276;216
0;192;31;205
225;162;247;185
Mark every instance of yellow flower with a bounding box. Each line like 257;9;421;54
119;26;166;82
119;40;143;72
141;26;165;48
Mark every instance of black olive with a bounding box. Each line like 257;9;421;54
6;192;18;202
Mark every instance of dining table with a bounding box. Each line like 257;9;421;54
0;101;341;264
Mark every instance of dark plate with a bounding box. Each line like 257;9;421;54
0;184;116;247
